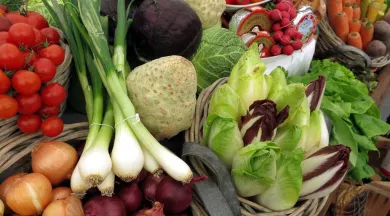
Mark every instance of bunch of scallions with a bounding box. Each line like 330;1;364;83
42;0;193;198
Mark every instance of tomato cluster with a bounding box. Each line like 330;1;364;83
0;6;65;137
226;0;262;5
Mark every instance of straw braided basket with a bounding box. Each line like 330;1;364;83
316;1;390;68
185;78;329;216
0;28;72;142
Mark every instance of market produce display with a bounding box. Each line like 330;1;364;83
327;0;390;56
289;59;390;180
0;6;67;137
202;44;351;211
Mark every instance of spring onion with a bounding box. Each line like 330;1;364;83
97;170;115;197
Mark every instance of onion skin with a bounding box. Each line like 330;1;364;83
43;195;84;216
118;182;143;213
32;141;78;185
155;176;206;214
84;196;126;216
141;173;165;201
0;173;27;214
134;202;165;216
52;187;72;202
6;173;52;215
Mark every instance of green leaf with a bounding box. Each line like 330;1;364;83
352;114;390;138
254;149;303;211
203;114;244;169
321;96;351;118
348;151;375;180
0;0;23;11
208;84;246;122
191;27;248;91
231;141;280;197
273;125;302;151
365;103;381;119
267;67;288;99
353;133;377;151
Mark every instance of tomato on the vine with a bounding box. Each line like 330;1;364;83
11;70;42;96
33;58;56;82
22;50;38;70
41;83;66;106
0;32;9;45
15;93;42;115
5;12;29;25
41;116;64;137
40;27;60;45
32;28;46;52
8;23;36;47
0;69;10;94
0;94;18;119
39;104;60;118
0;5;8;13
39;45;65;66
0;43;25;70
17;114;41;134
26;12;49;30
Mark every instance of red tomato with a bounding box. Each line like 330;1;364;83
17;114;41;133
0;32;9;45
26;12;49;30
22;50;38;70
0;94;18;119
41;83;66;106
0;69;10;93
0;43;25;71
226;0;236;4
235;0;251;4
8;23;36;47
33;58;57;83
41;116;64;137
39;45;65;66
11;70;42;96
39;104;60;118
15;93;42;115
5;12;28;25
40;27;60;45
32;28;46;52
0;5;9;13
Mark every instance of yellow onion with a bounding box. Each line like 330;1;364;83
43;195;84;216
52;187;72;202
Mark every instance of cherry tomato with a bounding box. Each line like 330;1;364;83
39;45;65;66
0;94;18;119
22;50;38;70
0;16;12;31
41;116;64;137
8;23;36;47
0;43;25;71
11;70;42;96
0;32;9;45
15;93;42;115
0;69;10;93
5;12;28;25
235;0;250;4
33;58;56;82
39;104;60;118
226;0;236;4
40;27;60;45
17;114;41;134
41;83;66;106
26;12;49;30
0;5;9;13
32;28;46;52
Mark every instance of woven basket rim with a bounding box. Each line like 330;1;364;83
185;77;328;216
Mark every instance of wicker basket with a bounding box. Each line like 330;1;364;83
185;78;329;216
316;1;390;68
0;28;73;142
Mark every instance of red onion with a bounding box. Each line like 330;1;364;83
155;176;207;214
84;196;126;216
134;202;165;216
137;169;148;182
141;173;165;201
118;182;143;213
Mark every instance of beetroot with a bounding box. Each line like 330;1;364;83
283;45;294;55
270;9;282;22
273;31;284;41
292;40;303;50
280;35;291;46
272;23;282;32
130;0;202;61
270;45;282;56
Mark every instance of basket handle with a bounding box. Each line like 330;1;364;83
333;45;372;68
182;143;241;216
